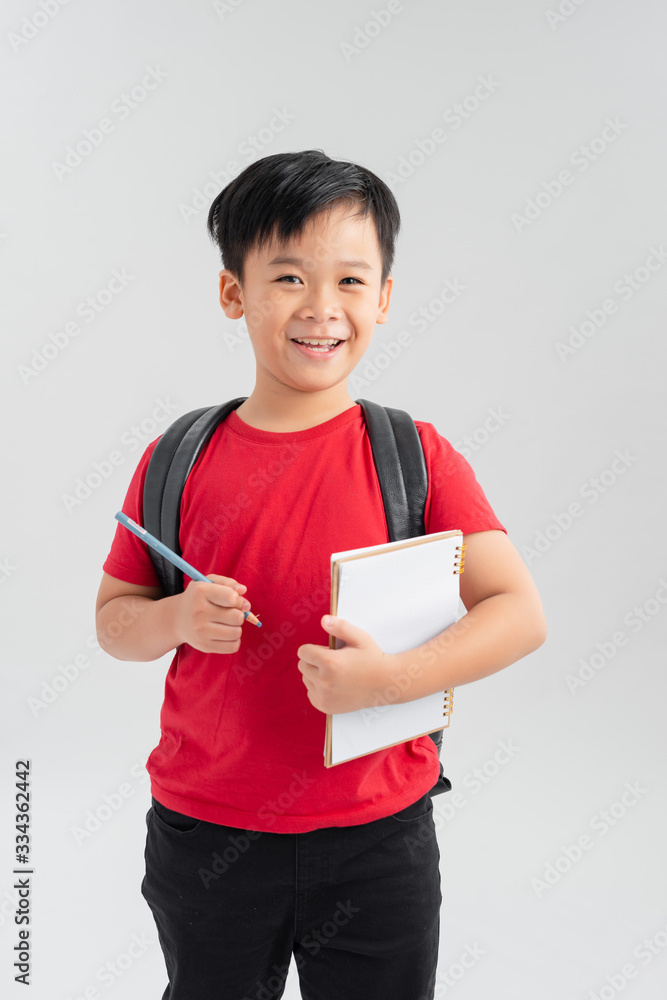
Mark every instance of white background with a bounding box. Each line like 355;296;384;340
2;0;666;997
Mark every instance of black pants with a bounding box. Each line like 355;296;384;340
141;793;442;1000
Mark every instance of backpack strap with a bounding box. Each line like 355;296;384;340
354;399;427;540
142;396;248;595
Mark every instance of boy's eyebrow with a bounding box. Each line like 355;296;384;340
266;255;373;271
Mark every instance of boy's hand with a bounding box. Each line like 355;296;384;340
297;616;397;714
174;574;252;654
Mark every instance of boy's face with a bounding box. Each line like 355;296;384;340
218;202;392;401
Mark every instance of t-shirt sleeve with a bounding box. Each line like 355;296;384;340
102;437;163;586
418;422;507;536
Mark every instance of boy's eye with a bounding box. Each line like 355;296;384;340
277;275;362;285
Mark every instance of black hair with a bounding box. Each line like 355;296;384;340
206;149;400;289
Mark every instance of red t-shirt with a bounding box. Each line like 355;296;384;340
102;403;507;832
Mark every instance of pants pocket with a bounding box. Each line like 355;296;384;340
388;793;433;823
151;796;203;833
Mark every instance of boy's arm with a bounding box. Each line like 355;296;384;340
388;529;547;701
95;573;183;661
95;571;252;661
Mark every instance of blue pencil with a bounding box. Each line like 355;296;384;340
114;511;261;626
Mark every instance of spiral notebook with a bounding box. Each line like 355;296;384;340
324;529;466;767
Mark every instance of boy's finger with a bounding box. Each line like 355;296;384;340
204;578;250;609
205;574;246;592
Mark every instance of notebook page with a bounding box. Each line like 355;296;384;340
328;531;462;765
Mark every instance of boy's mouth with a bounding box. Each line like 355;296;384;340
290;338;344;357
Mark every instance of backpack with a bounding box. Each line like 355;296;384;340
142;396;452;798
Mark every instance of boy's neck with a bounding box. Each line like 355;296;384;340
235;391;358;433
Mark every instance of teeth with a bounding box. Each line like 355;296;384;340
294;338;340;345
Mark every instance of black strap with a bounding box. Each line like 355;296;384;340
355;399;427;540
143;397;248;595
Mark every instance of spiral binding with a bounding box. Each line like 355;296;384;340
442;687;454;728
453;540;466;574
441;539;466;727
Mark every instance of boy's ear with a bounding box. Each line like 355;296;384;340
218;269;244;319
376;275;393;325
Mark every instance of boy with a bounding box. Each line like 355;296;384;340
96;149;547;1000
